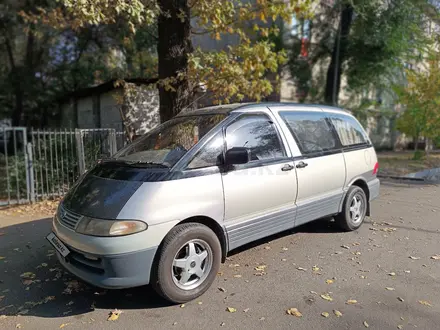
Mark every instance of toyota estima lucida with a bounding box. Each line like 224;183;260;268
47;103;380;303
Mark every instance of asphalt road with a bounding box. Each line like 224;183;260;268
1;181;440;330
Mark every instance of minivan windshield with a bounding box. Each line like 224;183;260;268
112;114;226;168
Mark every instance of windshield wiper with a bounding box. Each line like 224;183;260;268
103;159;169;168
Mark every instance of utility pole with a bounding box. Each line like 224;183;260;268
332;1;342;106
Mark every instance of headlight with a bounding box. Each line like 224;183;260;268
75;217;147;237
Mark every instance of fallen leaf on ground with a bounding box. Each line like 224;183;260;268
107;309;122;321
430;255;440;260
254;265;267;271
364;321;369;328
398;297;404;302
0;257;5;260
226;307;236;313
22;279;34;286
60;323;71;328
397;325;403;329
346;299;358;305
297;267;307;271
320;293;333;302
409;256;420;260
20;272;36;279
259;317;265;320
220;322;225;327
197;301;203;305
418;300;432;307
218;287;227;293
334;310;343;317
264;246;271;250
282;247;289;251
180;304;185;308
312;265;320;272
233;274;242;278
286;308;302;317
16;324;22;329
66;301;74;306
229;264;240;268
388;272;396;276
386;287;395;291
381;227;396;232
321;312;330;318
243;308;250;313
341;245;350;249
326;279;334;284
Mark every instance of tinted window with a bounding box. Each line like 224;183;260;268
226;114;285;161
187;132;224;169
280;112;337;154
330;114;368;146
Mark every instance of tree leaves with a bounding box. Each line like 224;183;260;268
286;308;302;317
107;309;122;321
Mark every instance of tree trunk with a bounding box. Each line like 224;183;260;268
157;0;194;123
414;135;419;152
324;4;354;105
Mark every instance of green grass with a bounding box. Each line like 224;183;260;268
378;152;440;176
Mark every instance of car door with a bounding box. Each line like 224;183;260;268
222;111;298;251
277;110;346;227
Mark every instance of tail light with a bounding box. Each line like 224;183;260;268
373;162;379;175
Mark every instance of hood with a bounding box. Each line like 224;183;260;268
62;162;170;219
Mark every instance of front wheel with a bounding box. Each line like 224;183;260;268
151;223;221;304
335;186;368;231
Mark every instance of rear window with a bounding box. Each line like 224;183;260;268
279;111;338;155
329;114;369;147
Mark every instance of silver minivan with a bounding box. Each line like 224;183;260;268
47;103;380;303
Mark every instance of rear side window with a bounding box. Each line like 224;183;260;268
280;112;338;154
329;114;368;147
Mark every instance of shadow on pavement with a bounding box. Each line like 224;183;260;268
0;217;171;319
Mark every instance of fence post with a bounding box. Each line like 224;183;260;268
109;129;117;156
26;142;35;203
75;129;86;175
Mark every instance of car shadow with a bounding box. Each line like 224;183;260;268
228;217;342;256
0;217;171;319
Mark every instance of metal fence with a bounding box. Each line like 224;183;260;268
0;127;128;206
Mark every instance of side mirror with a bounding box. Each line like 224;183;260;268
224;147;251;166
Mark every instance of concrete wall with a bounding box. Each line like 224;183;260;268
99;91;124;131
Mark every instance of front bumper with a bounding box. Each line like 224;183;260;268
57;243;157;289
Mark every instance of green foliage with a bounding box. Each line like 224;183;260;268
413;150;425;160
286;0;433;103
0;0;158;125
395;47;440;143
57;0;315;109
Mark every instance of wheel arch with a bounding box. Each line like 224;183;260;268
345;178;370;216
177;216;228;263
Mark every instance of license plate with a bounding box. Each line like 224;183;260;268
46;232;70;258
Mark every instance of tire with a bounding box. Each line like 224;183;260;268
151;223;222;304
335;186;368;231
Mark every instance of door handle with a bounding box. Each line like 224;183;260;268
296;161;308;169
281;164;294;171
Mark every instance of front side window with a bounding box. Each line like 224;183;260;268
113;114;226;167
225;114;285;161
280;111;337;154
187;132;224;169
330;114;368;147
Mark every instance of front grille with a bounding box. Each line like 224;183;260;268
58;205;82;230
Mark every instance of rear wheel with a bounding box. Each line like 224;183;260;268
151;223;221;304
335;186;368;231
